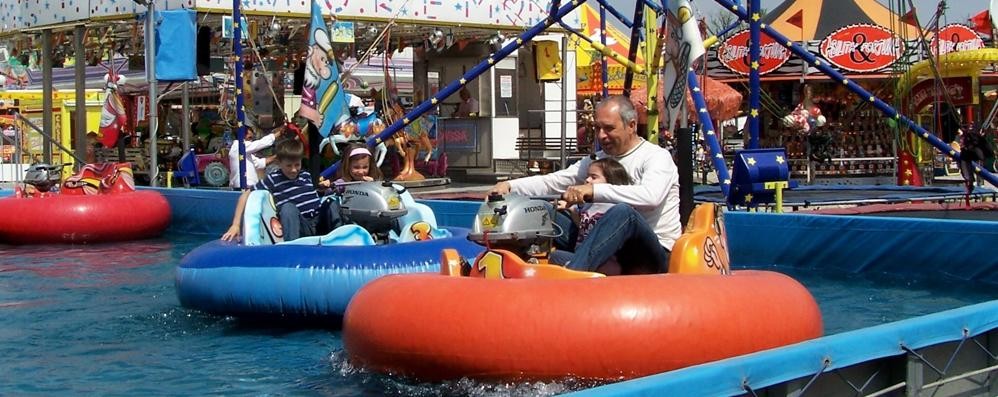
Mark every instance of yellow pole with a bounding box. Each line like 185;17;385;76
645;7;664;144
764;181;789;213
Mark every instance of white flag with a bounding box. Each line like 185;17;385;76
662;0;705;133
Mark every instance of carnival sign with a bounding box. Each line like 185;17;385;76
906;77;974;112
819;24;905;73
930;24;985;56
716;29;791;75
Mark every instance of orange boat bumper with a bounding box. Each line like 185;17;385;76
343;270;822;382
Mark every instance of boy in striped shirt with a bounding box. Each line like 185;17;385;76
222;138;341;241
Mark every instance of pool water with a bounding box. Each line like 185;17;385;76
1;234;995;395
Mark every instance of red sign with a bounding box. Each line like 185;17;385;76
819;24;905;73
930;24;985;56
717;29;791;75
906;77;974;112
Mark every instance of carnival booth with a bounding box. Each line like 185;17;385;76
710;0;929;185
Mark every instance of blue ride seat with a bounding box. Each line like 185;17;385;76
174;147;201;186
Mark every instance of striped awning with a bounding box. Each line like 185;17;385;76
762;0;920;41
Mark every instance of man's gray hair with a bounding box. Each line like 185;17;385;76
596;95;637;125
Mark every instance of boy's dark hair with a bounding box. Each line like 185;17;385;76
275;138;305;162
336;143;384;181
592;158;631;185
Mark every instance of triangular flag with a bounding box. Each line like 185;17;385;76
299;0;350;137
970;10;993;36
786;10;803;29
900;8;918;26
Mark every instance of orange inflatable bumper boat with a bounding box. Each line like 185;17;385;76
343;204;822;382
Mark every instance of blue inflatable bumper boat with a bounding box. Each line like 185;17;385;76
176;184;484;318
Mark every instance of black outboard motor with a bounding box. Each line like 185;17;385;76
23;163;68;192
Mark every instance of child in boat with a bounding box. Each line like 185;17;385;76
334;143;384;184
553;158;632;273
222;138;342;242
556;158;632;242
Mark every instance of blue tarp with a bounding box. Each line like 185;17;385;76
726;212;998;286
155;9;196;81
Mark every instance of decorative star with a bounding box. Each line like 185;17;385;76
751;61;759;70
750;108;759;117
905;169;912;176
747;157;757;166
724;179;731;185
744;193;754;203
776;155;784;164
715;153;724;159
751;13;760;21
902;179;911;186
454;3;461;10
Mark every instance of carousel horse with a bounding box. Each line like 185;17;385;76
384;101;436;181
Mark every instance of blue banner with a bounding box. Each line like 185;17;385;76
299;0;350;137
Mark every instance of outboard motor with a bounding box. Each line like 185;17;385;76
339;181;409;244
23;163;67;193
468;193;558;261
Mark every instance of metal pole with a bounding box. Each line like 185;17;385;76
688;69;731;195
747;0;761;149
712;0;998;187
599;3;609;99
74;24;88;168
560;34;568;170
594;0;634;28
14;112;88;164
320;0;588;179
146;2;160;186
233;0;248;190
182;81;191;150
42;29;53;163
676;126;694;225
622;1;644;97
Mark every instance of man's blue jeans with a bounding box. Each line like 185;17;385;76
550;204;670;274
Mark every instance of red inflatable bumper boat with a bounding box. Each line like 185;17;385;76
0;163;170;244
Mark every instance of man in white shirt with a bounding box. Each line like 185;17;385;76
228;126;282;189
490;96;681;274
454;87;480;117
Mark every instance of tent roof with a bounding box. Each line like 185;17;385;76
762;0;920;41
573;3;645;67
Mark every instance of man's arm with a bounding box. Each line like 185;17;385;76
244;132;277;154
594;156;675;209
221;190;251;241
504;158;587;197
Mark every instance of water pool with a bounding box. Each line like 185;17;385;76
1;234;995;395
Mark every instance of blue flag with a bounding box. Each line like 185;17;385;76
299;0;350;137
